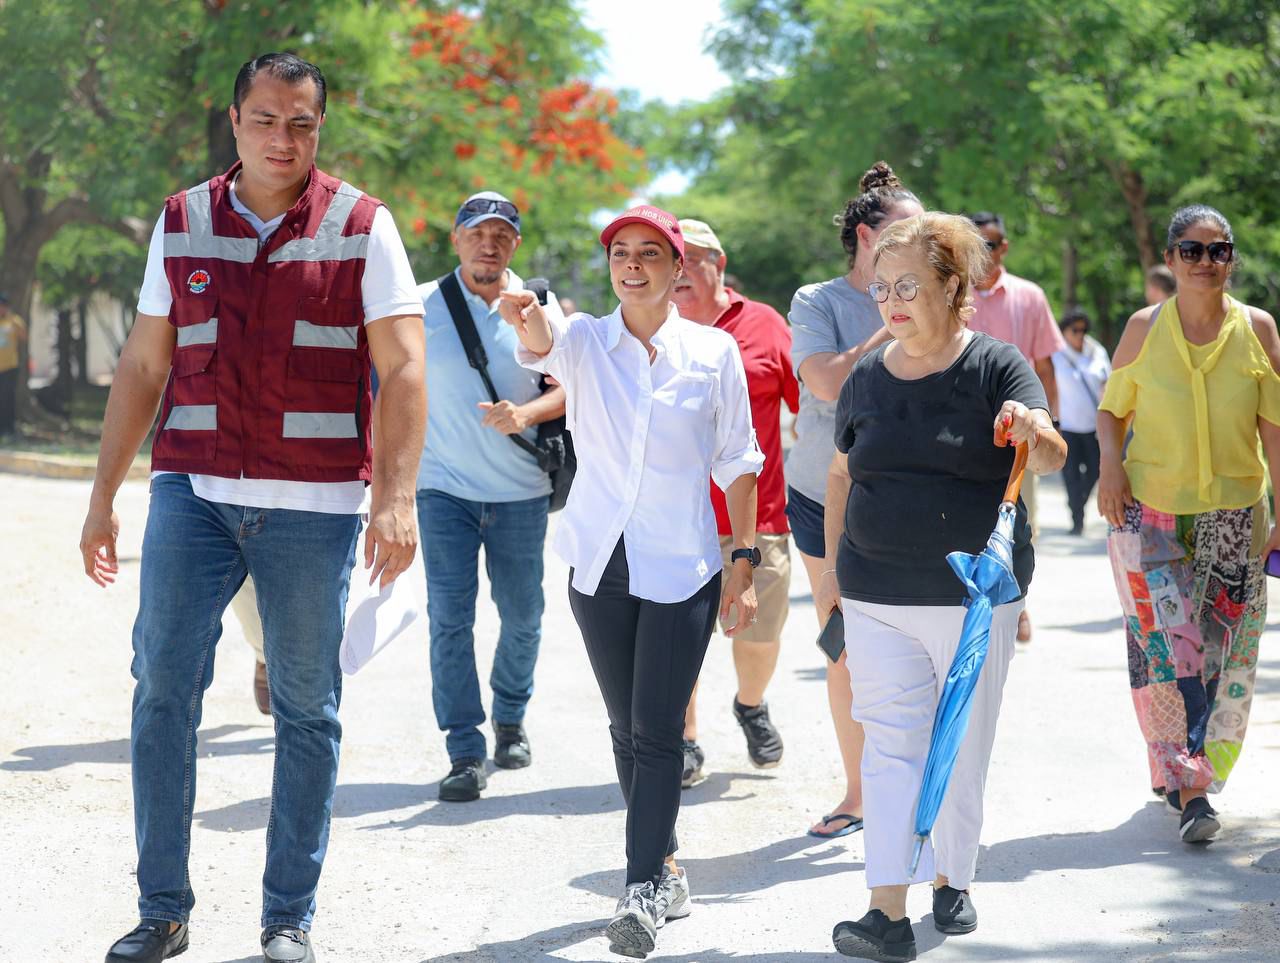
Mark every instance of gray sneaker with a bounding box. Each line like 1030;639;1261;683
606;881;658;958
654;864;691;927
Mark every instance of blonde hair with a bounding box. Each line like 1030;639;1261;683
872;212;991;323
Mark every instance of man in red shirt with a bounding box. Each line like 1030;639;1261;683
968;211;1065;643
673;218;800;785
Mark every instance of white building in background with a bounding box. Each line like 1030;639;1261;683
25;288;132;387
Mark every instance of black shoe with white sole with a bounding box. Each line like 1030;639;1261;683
606;881;658;958
1180;796;1221;843
932;885;977;934
680;739;706;789
833;910;917;962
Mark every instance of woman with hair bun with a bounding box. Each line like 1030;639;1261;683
789;161;923;841
816;212;1065;961
1097;204;1280;845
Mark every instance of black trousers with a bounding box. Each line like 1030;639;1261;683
0;367;16;435
569;539;720;888
1061;429;1101;529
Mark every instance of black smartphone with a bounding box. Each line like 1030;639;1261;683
816;608;845;663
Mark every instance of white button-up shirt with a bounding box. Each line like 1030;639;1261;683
518;304;764;602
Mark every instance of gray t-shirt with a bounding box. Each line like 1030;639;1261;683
787;276;883;502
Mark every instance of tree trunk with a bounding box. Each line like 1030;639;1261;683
1062;237;1079;312
75;298;90;385
1113;163;1158;270
207;105;237;177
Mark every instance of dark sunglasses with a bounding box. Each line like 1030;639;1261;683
455;197;521;227
984;238;1001;251
1174;240;1233;265
1065;325;1087;335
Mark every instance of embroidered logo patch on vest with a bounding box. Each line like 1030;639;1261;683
187;270;211;294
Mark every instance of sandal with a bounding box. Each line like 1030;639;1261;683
808;812;863;839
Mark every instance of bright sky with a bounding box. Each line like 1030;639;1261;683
583;0;728;194
585;0;728;106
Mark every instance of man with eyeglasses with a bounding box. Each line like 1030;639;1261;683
967;212;1064;642
416;190;566;802
671;218;799;785
1052;309;1111;535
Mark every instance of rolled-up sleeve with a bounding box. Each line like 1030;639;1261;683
711;339;766;490
515;308;574;383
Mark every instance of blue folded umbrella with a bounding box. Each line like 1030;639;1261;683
910;445;1027;875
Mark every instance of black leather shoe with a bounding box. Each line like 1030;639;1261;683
105;920;189;962
493;722;531;769
261;925;315;962
439;757;487;802
932;885;978;934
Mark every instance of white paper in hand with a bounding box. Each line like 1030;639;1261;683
339;540;426;675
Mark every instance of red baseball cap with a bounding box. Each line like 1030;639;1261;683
599;205;685;261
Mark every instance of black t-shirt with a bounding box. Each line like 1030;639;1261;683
834;332;1049;605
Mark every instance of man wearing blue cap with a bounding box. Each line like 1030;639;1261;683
416;191;566;801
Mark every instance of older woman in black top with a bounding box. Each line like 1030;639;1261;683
814;213;1065;962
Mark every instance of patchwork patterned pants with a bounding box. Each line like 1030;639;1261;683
1107;499;1266;793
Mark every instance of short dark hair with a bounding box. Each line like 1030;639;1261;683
1145;264;1176;296
233;52;327;117
1060;309;1090;331
968;211;1006;237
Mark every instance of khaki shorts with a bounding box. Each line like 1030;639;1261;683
718;533;791;642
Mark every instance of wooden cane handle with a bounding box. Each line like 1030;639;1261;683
1002;440;1029;506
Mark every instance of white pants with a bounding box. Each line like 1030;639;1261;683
844;598;1021;890
229;575;266;662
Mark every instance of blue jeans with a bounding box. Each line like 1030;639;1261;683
130;474;359;930
417;490;548;762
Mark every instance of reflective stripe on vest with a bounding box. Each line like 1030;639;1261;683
164;183;258;263
268;183;369;263
293;319;358;349
176;318;218;346
164;405;217;430
282;412;358;438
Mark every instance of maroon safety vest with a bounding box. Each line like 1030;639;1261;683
151;162;380;483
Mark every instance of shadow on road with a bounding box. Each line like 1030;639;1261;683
2;723;272;771
568;833;856;900
194;771;775;833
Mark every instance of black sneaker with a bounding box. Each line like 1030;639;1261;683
606;881;658;958
493;722;531;769
680;739;706;789
105;920;189;962
833;910;916;962
261;925;315;963
1180;796;1221;843
438;757;487;802
932;885;977;934
733;698;783;768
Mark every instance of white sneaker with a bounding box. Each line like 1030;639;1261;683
606;881;658;958
654;864;691;927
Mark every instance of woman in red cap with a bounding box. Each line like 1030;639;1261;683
501;205;763;958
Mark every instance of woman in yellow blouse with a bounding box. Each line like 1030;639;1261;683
1097;204;1280;845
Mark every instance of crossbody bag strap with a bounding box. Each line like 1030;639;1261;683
437;271;547;467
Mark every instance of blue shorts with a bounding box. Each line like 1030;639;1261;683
785;485;826;559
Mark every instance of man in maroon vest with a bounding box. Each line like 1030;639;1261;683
81;54;426;963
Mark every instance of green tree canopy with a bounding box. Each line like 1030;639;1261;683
653;0;1280;343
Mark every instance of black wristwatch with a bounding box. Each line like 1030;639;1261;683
731;546;762;568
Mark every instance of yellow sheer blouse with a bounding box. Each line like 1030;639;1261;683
1099;296;1280;515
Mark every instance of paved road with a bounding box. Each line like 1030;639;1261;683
3;471;1279;962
